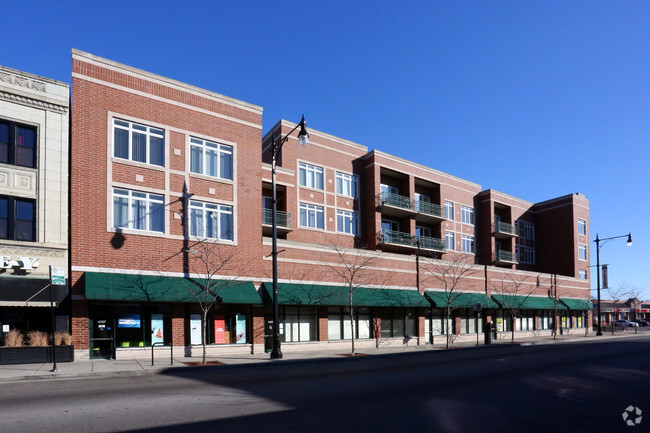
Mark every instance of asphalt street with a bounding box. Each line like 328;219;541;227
1;334;649;433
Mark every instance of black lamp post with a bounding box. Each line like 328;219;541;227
594;233;632;336
270;116;309;359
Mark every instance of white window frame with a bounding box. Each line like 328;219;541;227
113;188;165;233
445;201;454;220
113;119;165;167
189;200;234;241
336;172;358;198
577;219;586;236
445;231;455;250
579;270;587;279
461;234;474;253
336;210;358;235
461;206;474;225
190;137;233;181
299;162;324;190
578;244;587;261
299;203;324;229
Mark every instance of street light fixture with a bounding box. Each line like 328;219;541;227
594;232;632;336
270;116;309;359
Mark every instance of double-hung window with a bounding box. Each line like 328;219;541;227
113;119;164;166
578;244;587;261
461;235;474;253
189;200;233;241
113;188;164;233
0;196;35;241
336;172;358;198
190;137;233;180
299;203;324;229
577;219;586;236
299;162;324;190
0;119;36;168
336;210;358;235
445;201;454;220
579;270;588;279
445;231;455;250
461;206;474;224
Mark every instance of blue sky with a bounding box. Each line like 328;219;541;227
3;1;648;299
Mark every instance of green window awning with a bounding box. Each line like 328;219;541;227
491;294;567;310
85;272;261;304
560;298;593;310
425;291;499;309
261;283;429;307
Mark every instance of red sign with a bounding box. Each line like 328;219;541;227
214;315;225;344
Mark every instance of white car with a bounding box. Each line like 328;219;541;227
614;320;638;327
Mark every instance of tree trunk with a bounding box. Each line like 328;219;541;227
445;308;451;349
202;309;208;365
349;288;355;355
511;314;515;343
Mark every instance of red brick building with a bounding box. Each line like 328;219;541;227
71;50;592;360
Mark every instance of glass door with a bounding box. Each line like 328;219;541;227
90;315;115;359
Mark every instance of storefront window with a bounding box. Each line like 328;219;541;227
496;310;512;333
380;308;416;338
327;307;371;340
280;306;316;342
187;307;251;345
425;309;446;342
457;309;483;334
516;310;535;331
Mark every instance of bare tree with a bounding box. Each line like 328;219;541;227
322;241;383;356
491;272;535;343
606;285;631;335
626;286;645;334
420;252;478;349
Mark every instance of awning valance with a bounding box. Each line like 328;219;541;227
492;295;567;310
560;298;593;310
261;283;429;307
85;272;261;304
425;291;499;309
0;276;67;307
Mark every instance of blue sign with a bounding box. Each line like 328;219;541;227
118;314;141;328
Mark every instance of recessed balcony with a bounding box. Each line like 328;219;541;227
378;229;416;252
262;208;293;236
415;201;446;223
495;250;518;265
376;192;416;217
495;221;518;239
417;235;445;253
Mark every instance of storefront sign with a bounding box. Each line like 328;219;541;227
235;314;246;344
50;266;65;285
151;314;164;344
117;314;141;328
214;315;226;344
190;314;201;345
497;317;504;332
1;256;39;270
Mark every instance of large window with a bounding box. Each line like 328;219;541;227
425;309;447;342
458;309;483;334
461;235;474;253
516;310;535;331
299;162;324;190
336;172;358;198
190;137;233;180
539;311;551;330
299;203;324;229
328;307;371;340
461;206;474;225
522;222;535;240
113;119;164;167
0;197;35;241
380;309;416;338
113;188;164;233
521;247;535;264
578;219;586;236
280;306;317;342
445;201;454;220
578;244;587;261
336;210;358;235
189;200;233;241
445;231;455;250
0;119;36;168
579;270;588;279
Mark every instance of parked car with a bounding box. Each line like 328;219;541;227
635;319;649;326
614;320;639;327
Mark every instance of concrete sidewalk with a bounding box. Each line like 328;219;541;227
0;331;642;383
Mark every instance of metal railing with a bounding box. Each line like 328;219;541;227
262;208;293;229
380;229;416;247
416;201;444;219
496;221;517;236
497;250;518;263
378;192;414;211
418;235;445;252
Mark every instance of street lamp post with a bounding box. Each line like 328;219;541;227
270;116;309;359
594;232;632;336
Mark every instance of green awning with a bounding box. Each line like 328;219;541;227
85;272;261;304
491;294;567;310
560;298;593;310
425;291;499;309
261;283;429;307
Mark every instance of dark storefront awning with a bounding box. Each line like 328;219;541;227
261;283;429;307
425;291;499;309
85;272;261;304
491;295;567;310
0;276;68;307
560;298;593;310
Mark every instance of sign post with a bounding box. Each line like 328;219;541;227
49;266;65;372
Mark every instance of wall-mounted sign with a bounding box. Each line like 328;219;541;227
117;314;141;328
50;266;65;285
1;256;39;270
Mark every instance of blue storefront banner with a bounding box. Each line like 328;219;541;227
118;314;141;328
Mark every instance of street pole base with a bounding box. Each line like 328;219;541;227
50;368;59;373
596;331;603;336
270;349;283;359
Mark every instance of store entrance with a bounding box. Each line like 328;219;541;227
91;316;115;359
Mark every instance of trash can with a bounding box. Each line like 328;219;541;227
484;322;492;345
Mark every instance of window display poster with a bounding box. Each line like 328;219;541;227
214;315;226;344
235;314;246;344
190;314;202;345
561;316;567;328
118;314;141;328
151;314;164;344
497;317;503;332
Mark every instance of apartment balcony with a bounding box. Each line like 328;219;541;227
378;229;417;252
376;192;416;217
417;235;445;253
495;221;518;239
495;250;518;265
414;201;446;223
262;208;293;236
